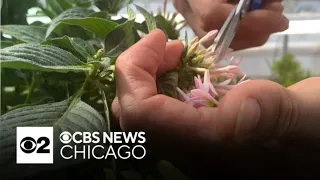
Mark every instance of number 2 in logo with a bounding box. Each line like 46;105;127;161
20;136;50;154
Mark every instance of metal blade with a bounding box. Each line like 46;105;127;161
212;6;237;63
213;0;252;63
212;6;241;63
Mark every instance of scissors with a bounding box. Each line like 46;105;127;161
212;0;262;63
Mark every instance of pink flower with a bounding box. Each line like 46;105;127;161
177;30;250;107
199;30;218;46
209;56;246;83
212;74;250;97
177;70;220;108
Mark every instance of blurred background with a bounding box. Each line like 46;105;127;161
2;0;320;86
127;0;320;81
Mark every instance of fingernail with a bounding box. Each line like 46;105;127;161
234;98;261;142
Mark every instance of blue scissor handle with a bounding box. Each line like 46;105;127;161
249;0;262;11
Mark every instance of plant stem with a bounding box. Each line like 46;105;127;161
25;72;40;104
73;68;98;101
61;68;98;120
99;86;110;134
99;86;118;178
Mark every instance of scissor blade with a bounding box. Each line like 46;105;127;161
212;7;235;52
213;0;249;63
213;9;241;63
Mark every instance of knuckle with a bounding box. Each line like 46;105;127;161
111;99;120;119
198;10;221;32
119;101;139;132
115;50;130;69
274;88;300;137
280;17;289;31
252;35;270;47
172;0;185;13
119;100;149;133
199;13;210;30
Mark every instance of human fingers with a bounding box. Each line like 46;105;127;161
111;38;184;121
114;29;211;148
198;78;320;144
157;40;184;76
181;0;288;50
172;0;208;37
230;8;288;50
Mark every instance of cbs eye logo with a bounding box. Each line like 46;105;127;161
59;132;72;144
20;136;50;154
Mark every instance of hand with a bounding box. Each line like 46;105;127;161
173;0;289;50
112;29;320;178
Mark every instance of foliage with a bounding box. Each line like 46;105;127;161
270;53;312;87
0;0;190;180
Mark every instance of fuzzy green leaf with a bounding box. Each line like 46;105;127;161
68;0;93;7
93;0;133;14
135;4;157;32
0;98;108;179
42;36;96;62
1;41;15;48
156;70;179;98
0;25;47;43
104;6;136;57
0;43;91;73
155;15;179;40
45;7;95;38
60;17;118;39
48;0;73;14
89;11;110;19
55;0;73;10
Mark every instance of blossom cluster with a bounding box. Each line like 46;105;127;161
177;30;250;108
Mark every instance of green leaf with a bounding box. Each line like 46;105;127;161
0;25;47;43
89;11;110;19
184;31;188;47
135;4;157;33
68;0;93;7
0;43;92;73
155;15;179;40
93;0;133;14
0;98;108;179
42;36;96;62
37;1;56;19
38;0;73;19
68;37;96;61
1;41;15;48
104;7;136;57
60;17;118;39
46;0;65;15
45;7;95;38
56;0;73;10
156;70;179;98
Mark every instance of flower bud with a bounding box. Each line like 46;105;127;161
199;30;218;46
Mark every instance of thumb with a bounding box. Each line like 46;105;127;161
207;77;320;143
115;29;167;104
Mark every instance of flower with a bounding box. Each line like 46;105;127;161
212;74;250;97
176;30;251;107
209;57;245;82
177;70;220;108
